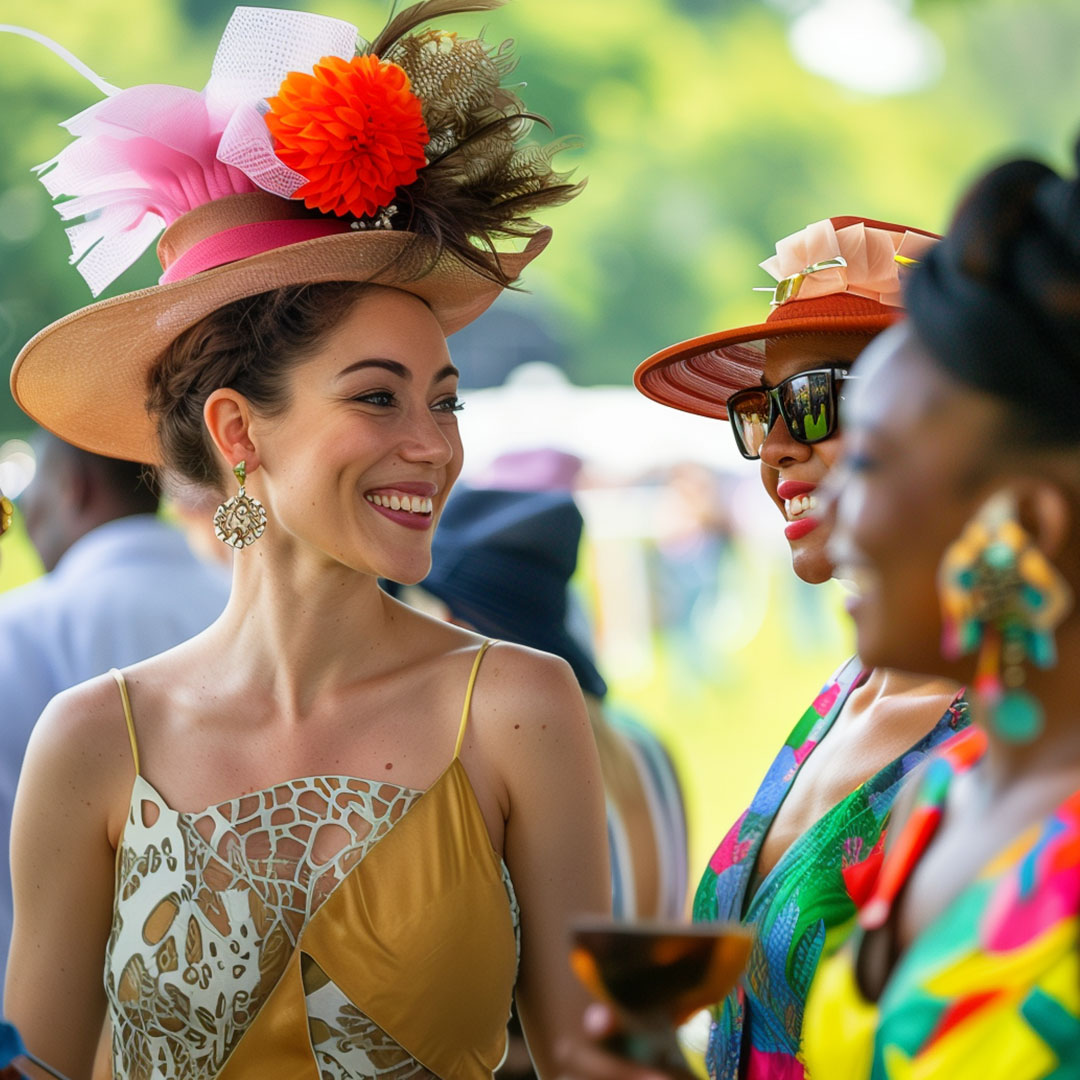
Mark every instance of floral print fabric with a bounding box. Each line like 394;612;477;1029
692;658;968;1079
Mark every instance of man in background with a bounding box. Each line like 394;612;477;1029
0;430;229;1000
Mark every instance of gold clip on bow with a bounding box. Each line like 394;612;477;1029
753;256;848;307
893;254;921;268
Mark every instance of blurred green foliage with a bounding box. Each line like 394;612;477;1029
1;0;1079;439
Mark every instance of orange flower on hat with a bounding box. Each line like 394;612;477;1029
266;54;430;220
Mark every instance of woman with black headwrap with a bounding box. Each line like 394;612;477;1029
801;140;1080;1077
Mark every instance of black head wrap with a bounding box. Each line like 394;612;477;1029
905;139;1080;439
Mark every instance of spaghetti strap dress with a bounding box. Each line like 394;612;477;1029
802;725;1080;1079
104;640;521;1080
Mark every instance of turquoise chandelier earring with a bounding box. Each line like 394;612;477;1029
939;491;1073;743
213;461;267;549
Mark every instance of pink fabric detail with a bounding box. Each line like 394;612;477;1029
159;217;353;283
811;682;841;717
710;811;751;873
982;807;1080;952
35;84;260;295
792;740;818;766
759;219;938;309
744;1047;806;1080
32;8;361;296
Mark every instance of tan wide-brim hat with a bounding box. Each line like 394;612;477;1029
12;192;550;464
635;216;941;420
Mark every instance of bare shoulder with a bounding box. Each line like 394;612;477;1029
480;640;581;701
470;641;589;743
21;671;136;823
384;595;584;722
31;672;131;764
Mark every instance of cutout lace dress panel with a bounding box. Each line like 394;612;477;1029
105;772;518;1080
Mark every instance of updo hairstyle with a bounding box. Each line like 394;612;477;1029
905;138;1080;448
147;281;373;493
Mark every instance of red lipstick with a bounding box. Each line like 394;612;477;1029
784;517;819;541
777;480;817;500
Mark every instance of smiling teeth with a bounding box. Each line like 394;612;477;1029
786;494;818;519
365;494;433;514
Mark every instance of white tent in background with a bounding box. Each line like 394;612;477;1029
458;362;789;680
459;362;746;483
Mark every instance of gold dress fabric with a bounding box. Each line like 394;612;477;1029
104;642;520;1080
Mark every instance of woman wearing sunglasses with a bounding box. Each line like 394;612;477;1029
801;144;1080;1080
561;216;966;1080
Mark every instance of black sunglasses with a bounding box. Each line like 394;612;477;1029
726;367;854;460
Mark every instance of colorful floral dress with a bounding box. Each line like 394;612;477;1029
802;726;1080;1079
692;657;968;1080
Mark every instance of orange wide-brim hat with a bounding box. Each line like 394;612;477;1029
635;216;941;420
12;193;549;465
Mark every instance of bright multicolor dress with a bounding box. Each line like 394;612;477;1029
802;725;1080;1079
692;657;969;1080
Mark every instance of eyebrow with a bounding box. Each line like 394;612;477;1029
336;358;460;384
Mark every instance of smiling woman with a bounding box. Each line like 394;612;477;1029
562;216;967;1080
2;5;607;1080
150;285;468;584
803;138;1080;1079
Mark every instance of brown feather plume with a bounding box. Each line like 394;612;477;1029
369;0;507;59
361;0;582;287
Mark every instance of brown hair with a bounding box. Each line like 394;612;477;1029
146;281;373;492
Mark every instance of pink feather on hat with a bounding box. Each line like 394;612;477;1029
29;7;359;295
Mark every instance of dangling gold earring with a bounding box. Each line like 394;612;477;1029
939;491;1073;743
0;491;12;536
214;461;267;549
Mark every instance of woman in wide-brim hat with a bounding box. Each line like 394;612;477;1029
3;6;610;1079
803;135;1080;1080
563;215;969;1080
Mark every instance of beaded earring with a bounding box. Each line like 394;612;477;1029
939;491;1072;743
213;461;267;549
0;492;12;536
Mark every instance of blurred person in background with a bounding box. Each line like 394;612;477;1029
392;482;688;1080
166;477;235;571
652;463;733;677
561;215;967;1080
803;140;1080;1079
0;430;229;1004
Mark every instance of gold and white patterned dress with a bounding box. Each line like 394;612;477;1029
104;642;520;1080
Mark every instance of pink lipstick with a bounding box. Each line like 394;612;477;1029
368;502;433;531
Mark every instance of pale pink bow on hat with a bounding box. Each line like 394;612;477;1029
760;218;938;308
17;7;360;296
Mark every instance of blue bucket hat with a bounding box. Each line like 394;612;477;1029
418;486;608;699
